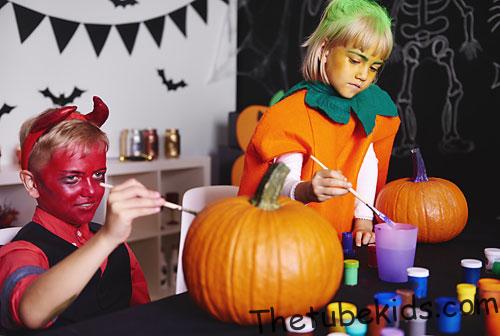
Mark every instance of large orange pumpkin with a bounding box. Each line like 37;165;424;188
375;148;468;243
183;163;343;325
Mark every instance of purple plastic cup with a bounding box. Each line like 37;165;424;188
375;223;418;283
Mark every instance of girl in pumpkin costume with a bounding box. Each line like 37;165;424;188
238;0;400;247
0;97;165;333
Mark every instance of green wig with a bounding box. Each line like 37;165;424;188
302;0;393;82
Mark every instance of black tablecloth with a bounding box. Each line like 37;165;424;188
38;237;499;336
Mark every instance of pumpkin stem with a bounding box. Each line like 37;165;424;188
411;147;429;182
250;163;290;210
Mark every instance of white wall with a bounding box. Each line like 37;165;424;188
0;0;236;164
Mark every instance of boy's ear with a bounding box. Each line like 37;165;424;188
19;170;40;199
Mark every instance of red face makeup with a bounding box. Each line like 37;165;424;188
34;144;107;226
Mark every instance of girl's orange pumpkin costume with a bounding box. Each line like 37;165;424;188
238;82;400;233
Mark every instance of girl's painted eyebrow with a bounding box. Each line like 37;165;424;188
347;50;384;65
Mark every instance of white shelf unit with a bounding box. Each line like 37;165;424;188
0;156;210;300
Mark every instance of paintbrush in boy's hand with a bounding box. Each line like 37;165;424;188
100;182;198;216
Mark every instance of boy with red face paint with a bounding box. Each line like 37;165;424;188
0;97;165;333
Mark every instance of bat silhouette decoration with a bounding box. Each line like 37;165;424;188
0;103;15;120
157;69;187;91
109;0;138;8
40;87;86;106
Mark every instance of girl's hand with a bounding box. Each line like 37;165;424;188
353;218;375;247
102;179;165;246
309;169;352;202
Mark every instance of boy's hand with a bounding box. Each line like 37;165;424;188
353;218;375;247
102;179;164;246
309;169;352;202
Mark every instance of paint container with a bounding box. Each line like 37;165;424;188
373;292;402;327
460;259;482;285
407;267;429;299
327;302;357;333
342;232;355;258
345;318;368;336
456;283;476;314
364;304;387;336
435;297;461;334
401;307;427;336
484;248;500;271
395;288;415;320
375;223;418;283
380;327;404;336
285;316;315;335
368;243;377;268
344;259;359;286
493;261;500;275
478;278;500;336
326;333;349;336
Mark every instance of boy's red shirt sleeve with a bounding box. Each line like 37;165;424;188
125;243;151;305
0;241;50;329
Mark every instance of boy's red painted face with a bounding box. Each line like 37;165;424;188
34;144;107;226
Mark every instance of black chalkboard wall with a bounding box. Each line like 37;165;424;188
236;0;500;239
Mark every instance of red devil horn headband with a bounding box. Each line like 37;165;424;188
21;96;109;170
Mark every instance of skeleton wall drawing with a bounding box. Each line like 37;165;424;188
390;0;481;156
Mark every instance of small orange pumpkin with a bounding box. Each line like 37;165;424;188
183;163;343;325
375;148;468;243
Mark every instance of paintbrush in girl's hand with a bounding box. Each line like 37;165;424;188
309;155;395;227
99;183;198;216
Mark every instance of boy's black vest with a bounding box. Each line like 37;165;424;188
8;222;132;335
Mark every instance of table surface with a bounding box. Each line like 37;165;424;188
38;236;499;336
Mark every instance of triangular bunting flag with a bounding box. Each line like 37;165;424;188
116;22;140;55
144;15;165;47
169;6;187;37
219;0;229;4
191;0;207;23
49;17;79;53
12;3;45;43
85;24;112;57
0;0;8;11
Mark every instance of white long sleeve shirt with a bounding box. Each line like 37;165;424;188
276;143;378;220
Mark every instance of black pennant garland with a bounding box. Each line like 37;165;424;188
12;3;45;43
169;7;187;37
2;0;229;56
116;23;140;54
191;0;207;23
50;17;80;52
144;16;165;47
85;24;112;57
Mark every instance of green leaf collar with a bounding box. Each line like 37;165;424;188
281;81;398;135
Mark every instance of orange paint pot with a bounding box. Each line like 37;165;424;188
364;304;387;336
478;278;500;336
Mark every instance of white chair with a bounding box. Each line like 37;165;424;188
0;227;22;245
175;185;239;294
